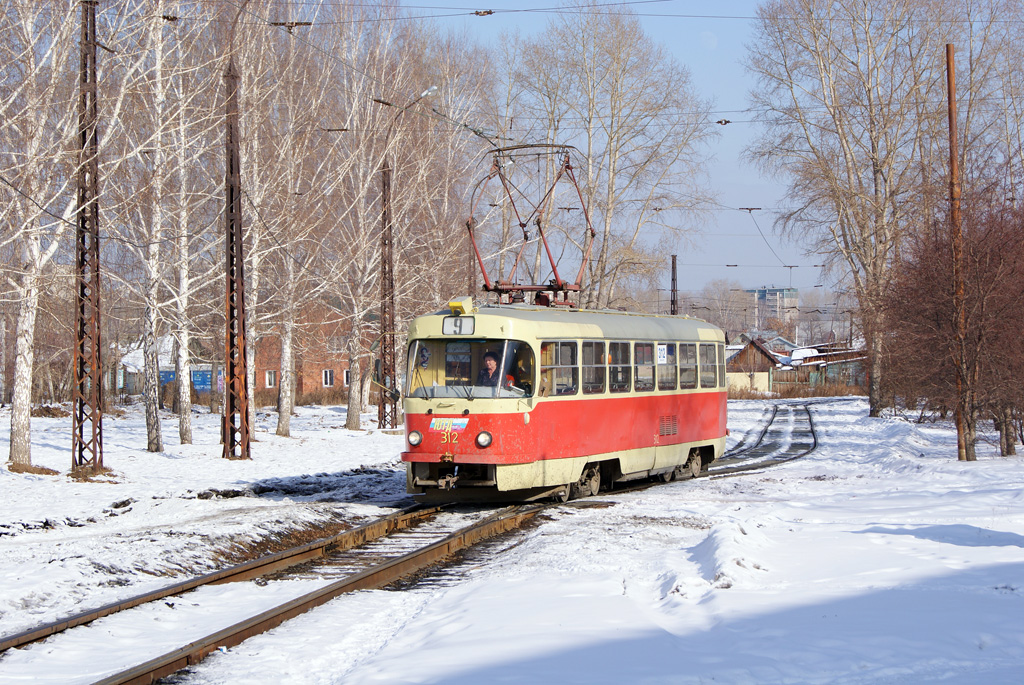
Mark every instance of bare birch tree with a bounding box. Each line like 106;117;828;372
511;2;716;308
2;2;79;469
747;0;1019;418
747;0;956;416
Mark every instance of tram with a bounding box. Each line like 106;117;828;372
401;297;728;501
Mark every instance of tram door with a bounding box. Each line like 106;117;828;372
653;342;683;471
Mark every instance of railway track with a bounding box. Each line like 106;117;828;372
0;402;816;683
712;402;817;476
0;504;545;684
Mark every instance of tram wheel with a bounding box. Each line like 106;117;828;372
687;450;702;479
583;465;601;496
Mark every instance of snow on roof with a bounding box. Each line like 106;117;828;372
118;335;176;373
789;347;820;365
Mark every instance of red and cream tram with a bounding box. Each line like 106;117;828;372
402;297;728;501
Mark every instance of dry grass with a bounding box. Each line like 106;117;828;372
69;465;118;482
211;515;356;567
296;388;351;406
31;405;70;418
7;462;60;476
728;383;865;400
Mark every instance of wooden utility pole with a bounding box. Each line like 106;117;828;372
947;43;971;462
72;0;103;473
670;255;678;315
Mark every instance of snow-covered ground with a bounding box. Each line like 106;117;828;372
2;398;1024;683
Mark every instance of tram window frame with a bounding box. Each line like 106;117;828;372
581;341;606;394
717;343;726;389
657;343;677;390
540;340;579;396
609;341;631;393
699;343;717;388
634;342;655;392
679;343;697;389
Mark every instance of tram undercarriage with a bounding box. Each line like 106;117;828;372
407;441;720;502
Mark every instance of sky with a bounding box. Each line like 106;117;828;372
425;0;822;298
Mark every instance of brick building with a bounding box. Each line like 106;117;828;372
251;302;357;405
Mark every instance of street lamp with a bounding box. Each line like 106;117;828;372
377;86;437;429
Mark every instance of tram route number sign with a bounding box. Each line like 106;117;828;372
430;417;468;444
442;316;475;335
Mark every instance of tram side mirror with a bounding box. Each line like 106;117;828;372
373;358;382;384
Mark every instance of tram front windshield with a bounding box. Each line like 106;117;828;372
406;339;535;399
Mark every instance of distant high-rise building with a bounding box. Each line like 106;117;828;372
745;286;798;328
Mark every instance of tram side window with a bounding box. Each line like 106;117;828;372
699;343;718;388
679;343;697;389
657;343;677;390
582;341;606;394
609;341;631;393
635;342;655;391
540;341;578;396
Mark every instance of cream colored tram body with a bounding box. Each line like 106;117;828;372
402;298;727;501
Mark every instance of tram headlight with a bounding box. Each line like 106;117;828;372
408;430;423;447
476;431;493;448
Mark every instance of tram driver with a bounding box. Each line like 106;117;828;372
477;351;502;387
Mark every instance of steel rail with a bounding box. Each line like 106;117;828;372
721;404;779;458
710;404;817;477
0;503;442;653
92;504;543;685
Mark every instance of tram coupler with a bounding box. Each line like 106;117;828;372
438;473;460;490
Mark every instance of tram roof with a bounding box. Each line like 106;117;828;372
410;303;725;343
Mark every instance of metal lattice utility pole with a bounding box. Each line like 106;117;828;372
379;156;398;429
376;86;437;429
72;0;103;473
222;55;250;459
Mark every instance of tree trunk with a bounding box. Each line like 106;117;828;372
361;358;372;409
345;350;362;430
8;274;40;467
276;317;295;437
143;301;163;452
171;338;181;414
144;10;166;453
175;91;193;445
866;319;884;418
210;361;220;414
0;312;6;406
964;407;977;461
1005;406;1017;456
245;316;257;441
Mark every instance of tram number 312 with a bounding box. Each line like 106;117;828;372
429;417;468;445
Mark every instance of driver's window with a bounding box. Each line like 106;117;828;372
445;342;472;386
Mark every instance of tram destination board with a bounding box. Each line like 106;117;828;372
442;316;475;335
